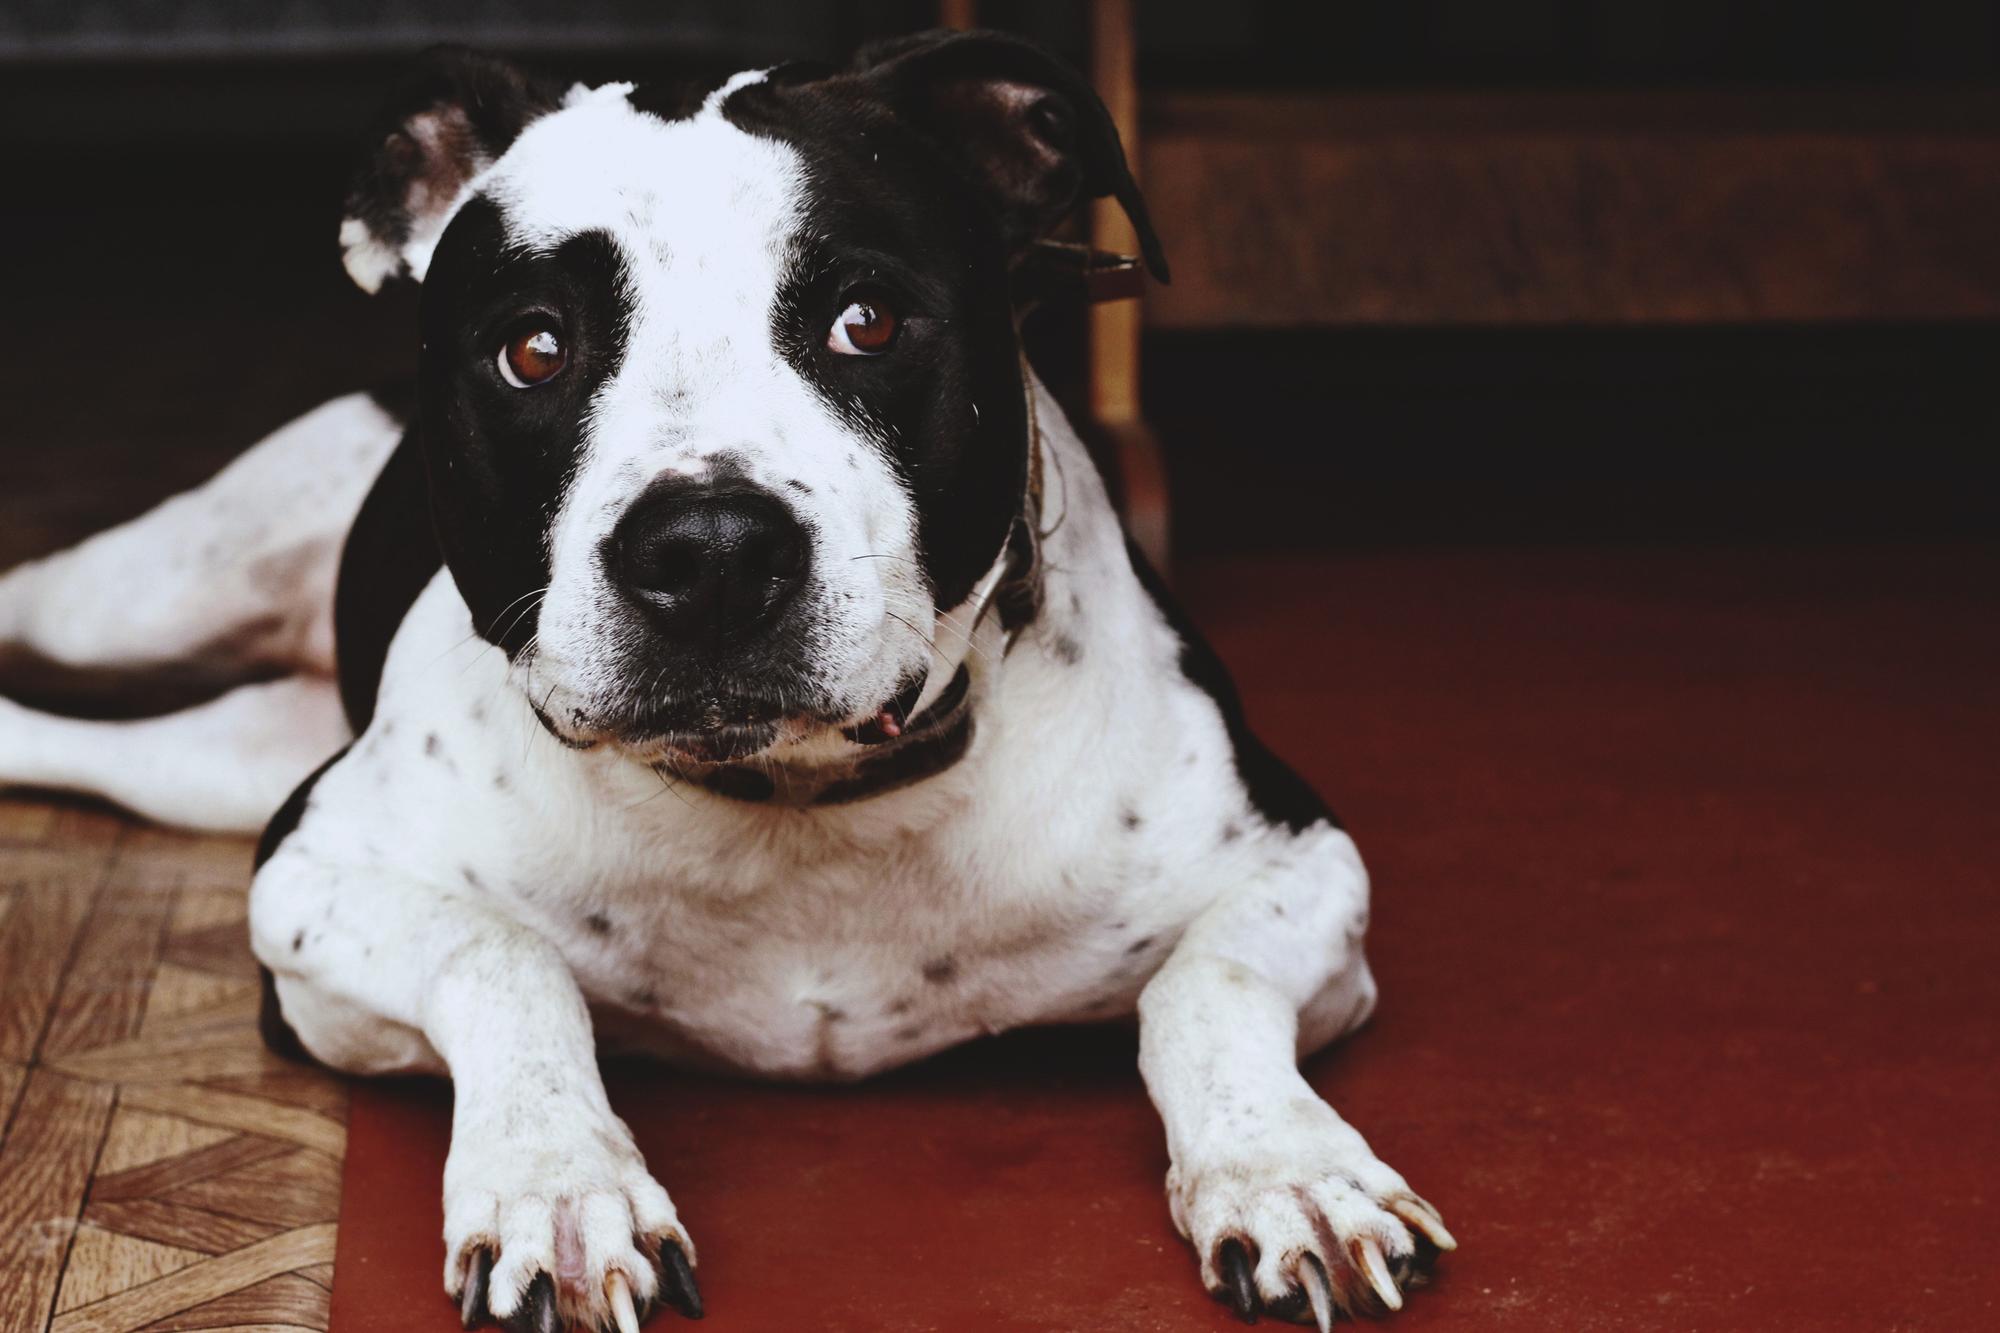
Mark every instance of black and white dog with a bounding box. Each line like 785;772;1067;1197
0;32;1451;1331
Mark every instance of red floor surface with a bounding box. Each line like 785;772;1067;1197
330;544;2000;1331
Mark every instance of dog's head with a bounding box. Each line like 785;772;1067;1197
340;34;1163;765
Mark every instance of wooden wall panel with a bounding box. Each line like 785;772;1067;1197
1141;92;2000;327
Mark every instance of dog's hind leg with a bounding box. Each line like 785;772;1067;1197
0;674;349;833
0;392;403;701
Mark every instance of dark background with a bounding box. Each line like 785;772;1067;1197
4;0;1995;566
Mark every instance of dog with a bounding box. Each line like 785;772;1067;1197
0;32;1452;1331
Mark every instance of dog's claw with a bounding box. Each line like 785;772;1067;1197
499;1272;560;1333
607;1272;642;1333
1388;1195;1457;1252
653;1238;703;1319
1352;1237;1403;1312
1299;1254;1335;1333
459;1247;494;1329
1218;1237;1259;1323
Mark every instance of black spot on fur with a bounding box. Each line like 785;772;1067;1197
584;912;611;935
425;732;443;758
1125;935;1155;956
888;998;913;1015
1120;807;1143;831
1051;633;1083;664
785;478;813;494
461;866;482;889
922;956;958;984
1222;822;1244;843
291;931;304;953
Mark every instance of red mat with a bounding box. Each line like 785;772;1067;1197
330;545;2000;1330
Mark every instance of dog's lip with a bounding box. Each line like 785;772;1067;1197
646;720;785;764
842;669;930;746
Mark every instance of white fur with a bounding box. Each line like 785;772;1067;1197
0;76;1449;1329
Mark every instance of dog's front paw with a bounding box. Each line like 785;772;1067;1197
442;1109;701;1331
1168;1098;1454;1328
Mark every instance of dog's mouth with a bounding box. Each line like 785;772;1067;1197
527;668;932;765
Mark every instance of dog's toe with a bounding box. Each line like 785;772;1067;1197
1171;1117;1450;1325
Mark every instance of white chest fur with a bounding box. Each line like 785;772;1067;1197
287;410;1262;1081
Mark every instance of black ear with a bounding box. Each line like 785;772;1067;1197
852;29;1168;282
339;46;559;293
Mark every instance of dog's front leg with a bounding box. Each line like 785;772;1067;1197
250;853;701;1332
1138;825;1455;1327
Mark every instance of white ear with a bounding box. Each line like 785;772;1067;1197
339;48;555;293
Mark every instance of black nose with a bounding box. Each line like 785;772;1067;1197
608;489;809;645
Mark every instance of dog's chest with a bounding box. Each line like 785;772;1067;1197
520;814;1178;1080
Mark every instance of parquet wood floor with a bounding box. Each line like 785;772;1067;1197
0;801;344;1333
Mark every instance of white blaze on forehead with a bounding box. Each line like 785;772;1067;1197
484;78;803;271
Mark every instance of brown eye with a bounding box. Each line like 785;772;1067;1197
498;325;567;388
827;297;899;356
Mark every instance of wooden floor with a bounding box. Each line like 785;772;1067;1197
0;798;346;1333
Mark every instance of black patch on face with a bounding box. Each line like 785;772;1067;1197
418;196;634;656
1124;540;1341;834
719;78;1030;613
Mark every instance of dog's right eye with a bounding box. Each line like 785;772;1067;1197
498;325;567;388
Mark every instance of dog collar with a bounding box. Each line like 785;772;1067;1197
666;662;974;807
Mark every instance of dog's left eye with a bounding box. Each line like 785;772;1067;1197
498;325;567;388
826;296;899;356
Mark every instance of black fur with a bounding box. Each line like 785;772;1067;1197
707;29;1167;615
1123;542;1340;834
253;746;352;1062
342;45;559;286
334;425;440;731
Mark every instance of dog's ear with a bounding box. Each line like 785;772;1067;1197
339;46;559;293
850;28;1168;281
